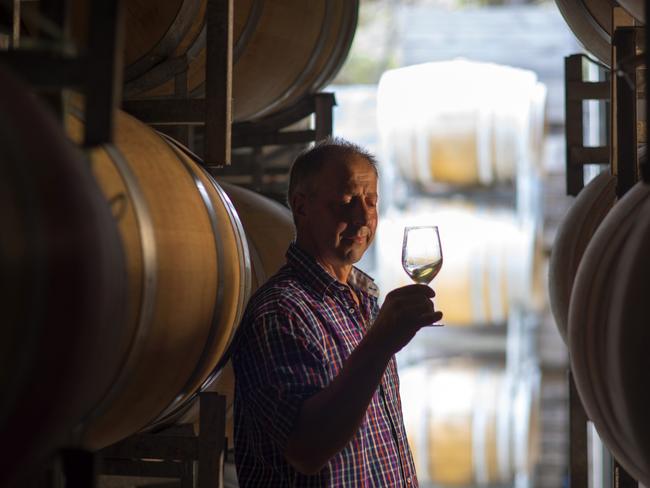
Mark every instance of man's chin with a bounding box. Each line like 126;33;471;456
338;244;367;264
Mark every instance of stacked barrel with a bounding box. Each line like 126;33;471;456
548;175;650;486
374;59;546;486
0;1;353;486
548;0;649;484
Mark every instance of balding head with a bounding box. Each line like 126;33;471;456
288;138;378;214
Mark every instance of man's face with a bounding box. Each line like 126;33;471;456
295;155;378;269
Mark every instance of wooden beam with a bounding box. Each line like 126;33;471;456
123;99;207;124
566;81;610;101
198;392;226;488
84;0;124;146
100;435;199;461
613;27;638;197
569;372;588;488
232;129;317;148
0;51;86;87
204;0;233;166
314;92;335;141
565;55;586;196
568;146;610;165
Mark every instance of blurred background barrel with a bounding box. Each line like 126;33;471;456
553;0;616;65
63;106;251;449
377;60;546;189
400;359;540;486
376;200;544;327
69;0;358;121
617;0;645;22
0;68;127;487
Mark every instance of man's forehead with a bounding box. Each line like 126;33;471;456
326;156;377;181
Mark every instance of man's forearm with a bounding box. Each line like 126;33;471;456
283;334;392;474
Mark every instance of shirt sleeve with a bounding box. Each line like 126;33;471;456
232;307;329;451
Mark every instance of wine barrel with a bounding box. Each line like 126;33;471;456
548;171;616;344
376;200;543;326
554;0;622;66
617;0;645;21
609;195;650;486
177;180;295;442
569;181;650;485
400;360;539;486
377;60;546;188
62;107;251;449
72;0;358;122
0;68;126;486
219;182;295;290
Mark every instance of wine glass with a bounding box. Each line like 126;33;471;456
402;226;443;285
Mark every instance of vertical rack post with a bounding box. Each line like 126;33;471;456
645;0;650;184
38;0;69;120
569;371;588;488
607;9;642;488
613;27;639;197
84;0;124;146
613;461;639;488
60;448;97;488
205;0;233;166
565;55;586;195
198;392;227;487
12;0;20;47
314;92;335;141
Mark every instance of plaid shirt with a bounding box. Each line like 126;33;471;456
232;243;418;487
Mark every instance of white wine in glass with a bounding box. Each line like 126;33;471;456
402;226;443;285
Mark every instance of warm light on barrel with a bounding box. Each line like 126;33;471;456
376;200;543;326
63;106;251;449
177;180;295;442
400;360;539;486
69;0;358;121
377;60;546;188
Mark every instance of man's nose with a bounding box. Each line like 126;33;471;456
351;200;371;225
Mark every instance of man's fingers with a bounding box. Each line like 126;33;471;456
390;284;436;299
420;310;443;325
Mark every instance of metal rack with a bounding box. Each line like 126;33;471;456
0;0;123;145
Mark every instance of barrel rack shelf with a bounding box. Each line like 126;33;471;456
97;393;227;488
563;13;646;488
0;0;123;146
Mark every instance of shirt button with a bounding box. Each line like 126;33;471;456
407;477;412;484
348;307;355;314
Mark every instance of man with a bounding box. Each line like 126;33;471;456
232;138;443;486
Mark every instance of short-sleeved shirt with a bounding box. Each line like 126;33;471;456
232;243;418;487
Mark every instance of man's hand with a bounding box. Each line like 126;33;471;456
367;284;443;357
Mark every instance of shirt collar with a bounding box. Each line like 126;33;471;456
286;242;379;299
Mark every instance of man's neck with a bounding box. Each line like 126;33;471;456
316;257;352;285
294;238;352;284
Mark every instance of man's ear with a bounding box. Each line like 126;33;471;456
291;191;308;219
